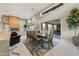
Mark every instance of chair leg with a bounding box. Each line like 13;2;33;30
50;40;53;47
48;42;50;49
48;40;53;49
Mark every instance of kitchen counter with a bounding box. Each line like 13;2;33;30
0;32;11;56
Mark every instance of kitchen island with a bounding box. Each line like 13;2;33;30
0;32;10;56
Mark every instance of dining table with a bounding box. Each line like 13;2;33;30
37;33;49;48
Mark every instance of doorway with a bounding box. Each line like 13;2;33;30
41;19;61;39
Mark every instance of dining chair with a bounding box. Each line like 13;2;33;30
10;31;20;56
30;31;42;48
43;31;53;49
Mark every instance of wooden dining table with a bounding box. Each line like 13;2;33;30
37;33;49;48
37;33;46;38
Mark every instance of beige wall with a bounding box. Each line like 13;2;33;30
33;14;41;31
19;19;25;32
61;4;79;43
37;3;79;43
61;17;75;43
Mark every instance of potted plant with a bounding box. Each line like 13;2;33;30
66;8;79;46
24;20;28;31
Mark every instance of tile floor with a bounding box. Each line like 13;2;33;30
10;34;79;56
10;34;61;56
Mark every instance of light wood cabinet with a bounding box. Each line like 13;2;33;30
1;15;20;31
9;16;20;29
2;15;9;24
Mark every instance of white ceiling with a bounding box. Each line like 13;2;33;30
0;3;51;19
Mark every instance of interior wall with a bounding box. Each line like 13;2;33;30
39;3;79;43
33;14;41;32
61;17;75;43
19;19;25;32
61;4;79;43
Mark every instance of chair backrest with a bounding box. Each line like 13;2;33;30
49;31;53;40
32;31;38;41
27;31;38;41
27;31;31;38
11;32;17;36
10;32;20;46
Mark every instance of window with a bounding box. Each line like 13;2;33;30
48;24;52;31
42;23;45;30
27;19;31;24
54;25;57;30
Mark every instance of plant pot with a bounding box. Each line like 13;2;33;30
72;36;79;46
